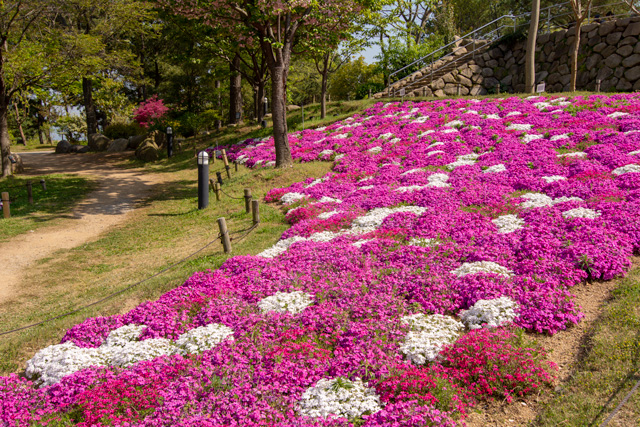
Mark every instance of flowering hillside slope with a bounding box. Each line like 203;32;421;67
3;95;640;426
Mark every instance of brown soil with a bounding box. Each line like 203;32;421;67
0;151;166;304
464;277;620;427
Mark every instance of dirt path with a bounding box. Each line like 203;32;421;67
0;152;166;304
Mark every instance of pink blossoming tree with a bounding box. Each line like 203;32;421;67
133;96;169;130
164;0;374;167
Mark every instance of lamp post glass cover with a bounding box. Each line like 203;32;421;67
198;151;209;165
166;126;173;135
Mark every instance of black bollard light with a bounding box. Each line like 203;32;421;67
197;151;209;209
261;97;268;128
216;171;223;185
166;126;174;158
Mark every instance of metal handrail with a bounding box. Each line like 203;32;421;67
384;0;638;98
387;14;517;91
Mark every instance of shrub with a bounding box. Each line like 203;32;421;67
133;96;169;130
103;122;145;139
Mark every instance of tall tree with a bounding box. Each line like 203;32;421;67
568;0;592;92
0;1;94;176
525;0;540;93
168;0;374;168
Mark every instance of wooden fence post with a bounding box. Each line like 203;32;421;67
244;189;252;213
26;181;33;204
222;149;231;179
214;183;221;201
40;179;46;191
217;217;232;253
251;200;260;225
1;192;10;218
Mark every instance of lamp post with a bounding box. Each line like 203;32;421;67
166;126;173;158
261;97;268;128
197;151;209;209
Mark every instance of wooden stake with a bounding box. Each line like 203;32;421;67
234;161;238;172
26;181;33;204
222;149;231;178
214;183;221;201
244;189;252;213
251;200;260;225
1;192;9;218
217;217;232;253
40;179;46;191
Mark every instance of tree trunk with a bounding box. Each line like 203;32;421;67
0;102;11;177
83;77;97;139
36;107;44;144
13;104;27;145
570;18;583;92
320;69;328;119
256;81;265;122
271;64;292;167
229;53;243;124
525;0;541;93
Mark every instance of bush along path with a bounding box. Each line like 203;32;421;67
4;94;640;425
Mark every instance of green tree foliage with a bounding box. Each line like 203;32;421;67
329;57;383;101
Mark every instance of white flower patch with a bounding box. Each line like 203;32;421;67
358;176;373;183
258;291;314;315
359;185;375;191
408;238;437;247
368;146;383;154
305;177;327;188
428;141;445;148
552;196;584;205
352;206;427;229
389;138;401;144
257;236;308;258
281;192;306;204
378;132;395;140
255;160;264;166
506;111;522;117
316;126;327;131
550;133;570;141
608;111;630;118
298;378;382;419
483;164;507;173
492;214;525;234
318;210;340;219
309;230;344;242
411;116;430;124
319;149;335;158
236;154;248;164
464;109;479;115
542;175;567;183
613;164;640;175
551;97;567;103
174;324;234;355
533;102;552;110
520;193;554;208
419;130;436;137
451;261;513;278
333;134;349;139
317;196;342;204
400;314;464;364
628;150;640;156
103;324;146;347
460;297;519;330
445;120;464;128
334;154;345;161
427;150;445;156
562;208;601;219
109;338;176;368
523;134;544;143
625;130;640;135
446;152;480;170
265;161;276;167
400;168;422;176
442;128;458;134
314;138;326;145
396;185;427;193
525;95;540;100
26;342;108;387
506;123;533;131
557;152;587;158
352;239;375;248
485;113;501;120
427;173;450;187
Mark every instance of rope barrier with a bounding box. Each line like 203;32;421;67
0;234;222;337
230;223;259;242
219;187;245;200
599;373;640;426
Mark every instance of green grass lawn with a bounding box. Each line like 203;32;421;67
0;174;97;241
534;267;640;426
